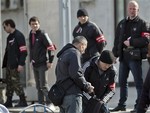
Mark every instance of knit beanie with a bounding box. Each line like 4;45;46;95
77;8;88;17
99;50;115;64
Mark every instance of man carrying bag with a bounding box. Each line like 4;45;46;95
51;36;94;113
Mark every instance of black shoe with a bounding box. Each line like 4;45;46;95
130;108;136;113
110;106;126;112
3;96;13;108
3;101;13;108
14;101;28;107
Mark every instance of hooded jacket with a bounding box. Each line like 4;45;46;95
56;43;92;95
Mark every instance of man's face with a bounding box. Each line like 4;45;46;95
30;21;40;32
98;61;112;71
127;2;139;19
79;41;87;54
3;24;11;33
78;16;88;24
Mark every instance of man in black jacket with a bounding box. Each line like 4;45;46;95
2;19;28;107
136;68;150;113
56;36;94;113
136;36;150;113
73;8;106;64
29;16;56;105
111;1;149;112
84;50;117;113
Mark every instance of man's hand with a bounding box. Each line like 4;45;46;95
124;36;131;47
17;65;24;72
114;57;117;64
47;62;53;69
87;82;94;94
88;86;94;94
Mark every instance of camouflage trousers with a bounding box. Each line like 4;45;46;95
5;68;25;97
0;83;6;104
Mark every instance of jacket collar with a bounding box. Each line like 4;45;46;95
78;21;89;27
126;16;140;22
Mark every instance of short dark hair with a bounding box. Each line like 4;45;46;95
29;16;40;25
72;36;87;45
3;19;16;28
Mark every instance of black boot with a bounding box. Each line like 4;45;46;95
15;94;28;107
3;96;13;108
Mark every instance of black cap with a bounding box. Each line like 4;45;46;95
77;8;88;18
99;50;115;64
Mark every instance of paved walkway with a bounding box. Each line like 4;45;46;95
108;87;150;113
7;87;150;113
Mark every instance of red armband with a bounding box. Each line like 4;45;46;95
96;35;106;43
109;83;116;90
141;32;150;38
19;46;27;52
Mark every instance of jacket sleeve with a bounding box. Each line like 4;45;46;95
101;67;117;103
42;33;56;63
84;66;93;81
68;51;92;92
112;21;122;58
72;25;79;38
130;21;150;48
2;49;8;68
16;33;27;66
93;24;107;53
137;68;150;113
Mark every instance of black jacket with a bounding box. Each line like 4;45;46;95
73;21;106;63
29;29;55;67
137;68;150;113
56;44;92;95
112;16;149;61
84;58;117;103
2;29;27;69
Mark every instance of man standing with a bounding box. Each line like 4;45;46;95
2;19;28;107
56;36;94;113
73;8;106;64
137;34;150;113
111;1;149;112
29;16;56;105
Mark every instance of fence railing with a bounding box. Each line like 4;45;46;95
19;103;55;113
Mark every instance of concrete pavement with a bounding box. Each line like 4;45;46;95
108;86;150;113
7;86;150;113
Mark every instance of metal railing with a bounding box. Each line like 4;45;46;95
19;103;55;113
